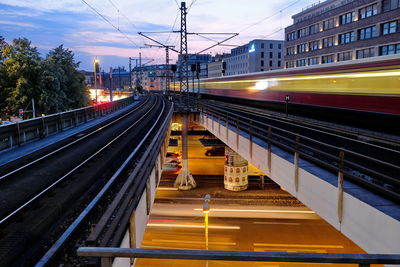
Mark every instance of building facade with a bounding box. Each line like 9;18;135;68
225;39;284;76
207;54;229;78
284;0;400;68
132;64;171;91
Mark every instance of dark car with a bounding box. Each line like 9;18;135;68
205;146;225;156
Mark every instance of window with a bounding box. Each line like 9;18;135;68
323;36;335;48
286;61;295;68
278;61;281;67
287;31;297;41
358;25;376;40
323;18;335;30
380;43;400;55
297;43;307;54
261;60;264;67
261;52;264;58
298;28;308;38
286;47;295;55
382;0;400;12
309;41;319;51
296;59;307;67
340;12;355;25
356;48;375;59
339;32;354;44
270;43;273;49
261;43;265;49
269;61;273;67
278;44;282;49
321;54;334;64
269;52;273;58
309;24;320;35
308;57;320;65
359;4;378;19
381;21;399;35
337;51;353;61
278;52;281;59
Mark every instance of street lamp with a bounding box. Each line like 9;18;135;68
94;59;100;103
203;194;211;250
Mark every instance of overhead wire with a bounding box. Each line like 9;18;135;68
81;0;142;49
239;0;304;33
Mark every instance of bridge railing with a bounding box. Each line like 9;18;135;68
0;96;136;152
77;247;400;267
198;103;400;204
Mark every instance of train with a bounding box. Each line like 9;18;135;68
183;55;400;116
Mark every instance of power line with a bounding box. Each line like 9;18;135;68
81;0;142;48
239;0;304;33
187;0;198;13
173;0;180;8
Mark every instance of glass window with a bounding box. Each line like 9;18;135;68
340;12;355;25
357;48;375;59
358;25;376;40
321;54;334;64
308;57;320;65
261;52;264;58
261;43;265;49
269;61;273;67
382;21;399;35
278;52;281;59
278;61;281;67
338;51;353;61
269;52;273;58
296;59;307;67
323;36;335;48
278;44;282;49
309;24;319;35
339;32;354;44
261;60;264;67
360;4;378;19
286;47;295;55
270;43;273;49
309;41;319;51
297;43;307;54
323;18;335;30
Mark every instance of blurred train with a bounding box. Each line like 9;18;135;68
180;55;400;116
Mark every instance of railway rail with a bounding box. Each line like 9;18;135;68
197;99;400;203
0;95;172;266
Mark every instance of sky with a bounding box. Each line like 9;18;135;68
0;0;316;71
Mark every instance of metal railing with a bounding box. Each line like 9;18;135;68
0;96;136;152
198;102;400;204
77;247;400;267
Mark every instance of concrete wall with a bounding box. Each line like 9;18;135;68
113;138;165;267
199;112;400;255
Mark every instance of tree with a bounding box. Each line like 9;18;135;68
45;45;88;110
0;38;42;116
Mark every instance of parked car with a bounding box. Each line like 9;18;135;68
164;152;181;167
205;146;225;156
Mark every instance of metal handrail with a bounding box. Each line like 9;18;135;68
77;247;400;267
199;103;400;202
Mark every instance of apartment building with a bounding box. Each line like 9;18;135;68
284;0;400;68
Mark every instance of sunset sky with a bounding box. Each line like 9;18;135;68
0;0;313;70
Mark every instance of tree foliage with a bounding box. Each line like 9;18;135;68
0;37;88;118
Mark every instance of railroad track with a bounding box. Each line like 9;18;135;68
198;99;400;202
0;95;170;266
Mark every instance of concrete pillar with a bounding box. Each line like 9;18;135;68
224;147;248;191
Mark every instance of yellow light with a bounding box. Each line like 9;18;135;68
147;223;240;230
193;208;315;214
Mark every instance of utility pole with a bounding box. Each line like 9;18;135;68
179;1;189;99
174;1;196;190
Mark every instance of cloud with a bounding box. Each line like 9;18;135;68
0;20;37;28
